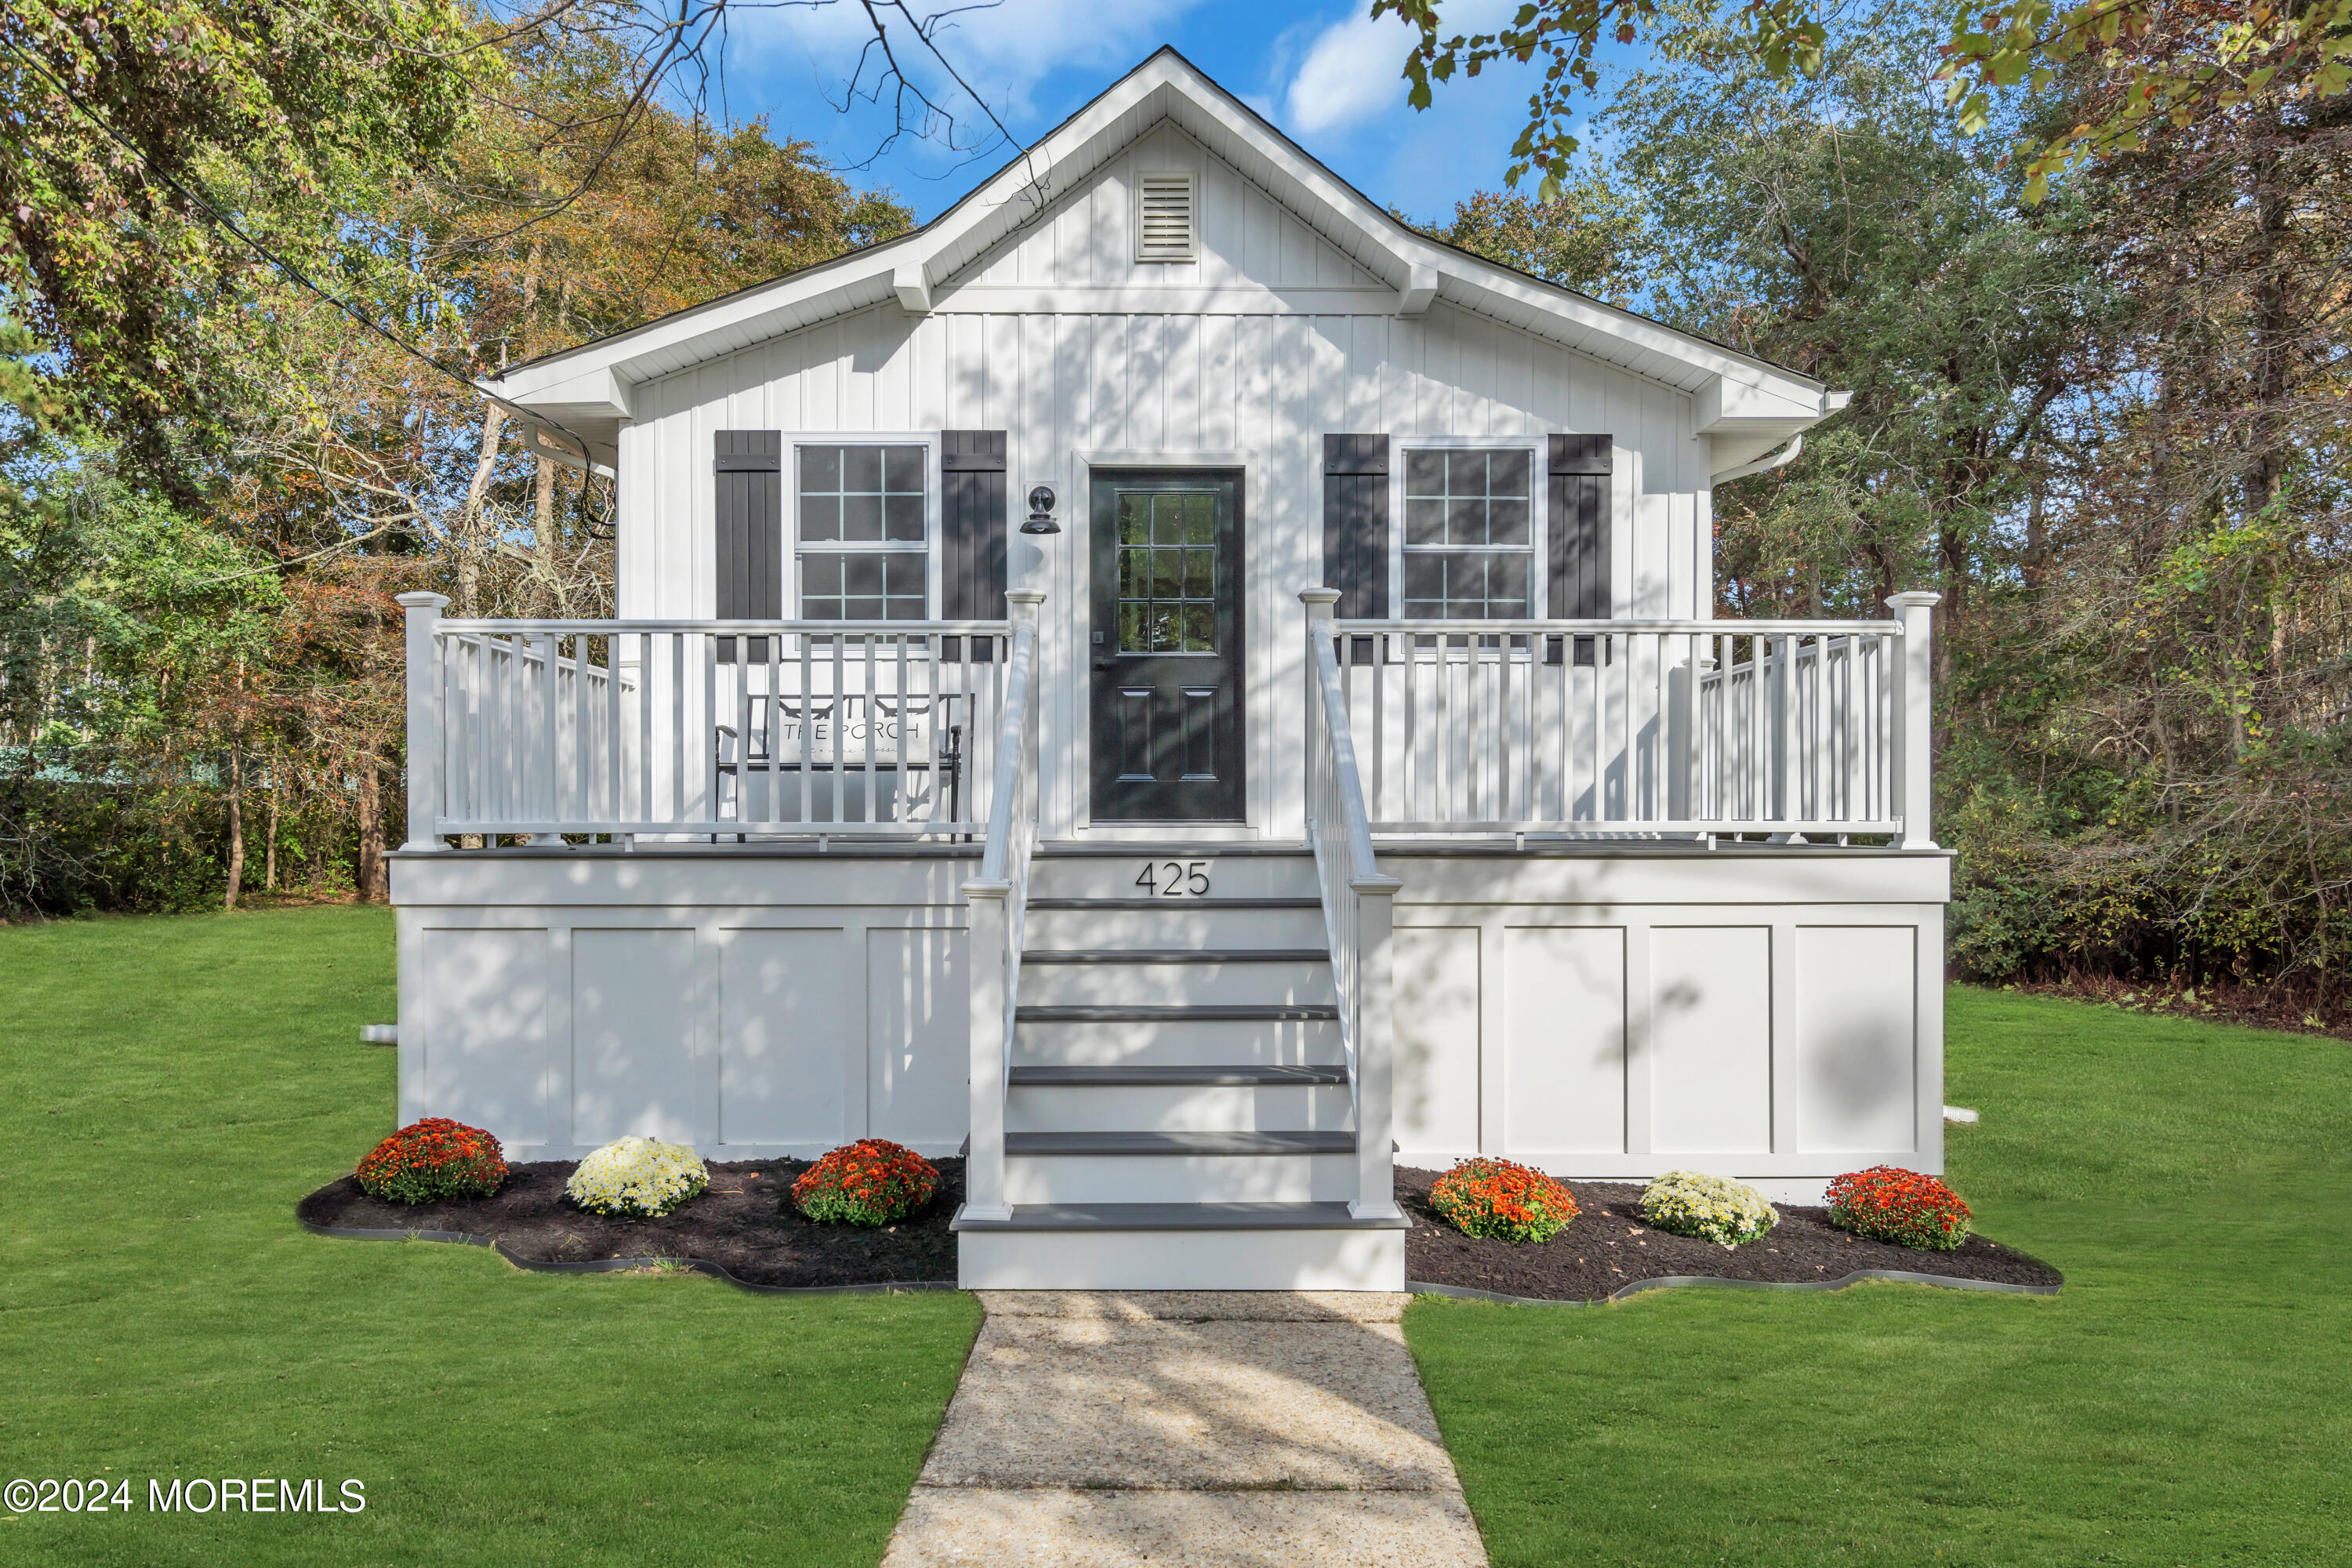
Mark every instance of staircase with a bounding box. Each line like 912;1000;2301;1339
952;847;1408;1290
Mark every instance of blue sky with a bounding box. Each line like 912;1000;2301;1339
710;1;1575;227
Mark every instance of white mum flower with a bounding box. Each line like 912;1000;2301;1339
1640;1170;1778;1247
566;1137;710;1218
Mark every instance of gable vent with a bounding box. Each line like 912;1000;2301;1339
1135;172;1198;263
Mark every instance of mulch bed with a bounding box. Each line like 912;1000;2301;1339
1399;1167;2062;1303
299;1156;2060;1302
296;1157;961;1290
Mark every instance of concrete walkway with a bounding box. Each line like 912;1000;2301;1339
881;1291;1489;1568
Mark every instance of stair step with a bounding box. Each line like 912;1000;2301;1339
1025;897;1322;912
1004;1130;1355;1157
1008;1064;1349;1087
954;1200;1405;1232
1024;949;1330;965
1018;1004;1341;1023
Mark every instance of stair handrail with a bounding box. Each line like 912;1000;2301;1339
1301;590;1404;1222
960;590;1044;1224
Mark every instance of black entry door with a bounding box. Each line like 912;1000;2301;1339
1090;470;1245;822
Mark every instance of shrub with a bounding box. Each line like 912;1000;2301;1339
565;1137;709;1218
354;1118;507;1205
792;1139;939;1227
1825;1166;1973;1250
1428;1157;1580;1243
1640;1170;1778;1247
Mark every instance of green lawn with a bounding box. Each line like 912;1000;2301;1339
0;906;978;1566
1407;988;2352;1566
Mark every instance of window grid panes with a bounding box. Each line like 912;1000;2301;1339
797;553;927;622
1116;491;1218;652
797;444;927;621
1402;448;1534;619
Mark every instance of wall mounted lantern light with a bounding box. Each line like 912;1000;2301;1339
1021;483;1060;535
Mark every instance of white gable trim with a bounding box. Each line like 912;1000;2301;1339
488;48;1840;464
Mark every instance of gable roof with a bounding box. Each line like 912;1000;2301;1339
491;47;1842;469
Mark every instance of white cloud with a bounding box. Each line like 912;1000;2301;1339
1281;10;1416;137
1279;0;1515;138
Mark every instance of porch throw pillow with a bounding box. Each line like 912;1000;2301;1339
354;1117;508;1206
1640;1170;1779;1247
1428;1156;1580;1244
1825;1166;1973;1250
792;1139;939;1227
565;1137;709;1218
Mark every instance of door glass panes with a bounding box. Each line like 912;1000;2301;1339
1116;490;1218;652
1402;448;1535;618
797;445;927;619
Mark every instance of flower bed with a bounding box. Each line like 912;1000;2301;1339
1399;1168;2060;1302
298;1156;963;1289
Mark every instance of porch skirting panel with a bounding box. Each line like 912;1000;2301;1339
1383;848;1951;1204
388;847;981;1162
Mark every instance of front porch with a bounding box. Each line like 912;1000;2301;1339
388;587;1948;1289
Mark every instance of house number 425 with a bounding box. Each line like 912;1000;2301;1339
1136;860;1210;897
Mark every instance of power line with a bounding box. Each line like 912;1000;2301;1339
0;34;601;468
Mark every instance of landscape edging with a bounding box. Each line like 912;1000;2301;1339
1409;1269;2063;1306
296;1214;959;1296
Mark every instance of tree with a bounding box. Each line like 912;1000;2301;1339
1374;0;2352;203
0;0;488;481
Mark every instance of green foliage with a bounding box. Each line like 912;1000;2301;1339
0;0;495;474
1415;183;1646;304
1382;0;2352;206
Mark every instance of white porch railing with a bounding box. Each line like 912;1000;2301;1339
959;593;1043;1225
395;593;1014;843
1301;591;1404;1224
1327;592;1939;846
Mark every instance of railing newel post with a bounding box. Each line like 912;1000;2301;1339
395;592;451;852
1887;592;1941;849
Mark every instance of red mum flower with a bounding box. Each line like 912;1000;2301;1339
792;1139;939;1228
1824;1166;1973;1251
354;1118;507;1207
1429;1158;1578;1245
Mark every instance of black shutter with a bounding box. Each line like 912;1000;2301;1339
1548;434;1612;665
715;431;782;661
1323;434;1389;619
940;430;1007;622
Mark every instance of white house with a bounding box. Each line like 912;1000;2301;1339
387;49;1949;1291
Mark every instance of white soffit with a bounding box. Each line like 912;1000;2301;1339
488;49;1838;440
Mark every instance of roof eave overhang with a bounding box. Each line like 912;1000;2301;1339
487;50;1846;446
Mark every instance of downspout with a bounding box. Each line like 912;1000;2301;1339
1711;434;1803;486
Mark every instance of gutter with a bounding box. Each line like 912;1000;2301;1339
1711;434;1804;487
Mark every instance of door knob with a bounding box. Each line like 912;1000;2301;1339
1092;656;1119;670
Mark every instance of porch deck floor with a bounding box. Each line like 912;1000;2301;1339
880;1291;1487;1566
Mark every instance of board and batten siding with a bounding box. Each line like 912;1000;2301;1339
614;123;1713;837
395;857;975;1160
1385;854;1948;1187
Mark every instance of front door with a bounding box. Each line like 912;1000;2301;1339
1089;470;1245;822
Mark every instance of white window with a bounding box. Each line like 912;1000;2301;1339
1135;171;1198;263
1397;444;1540;619
794;443;929;620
